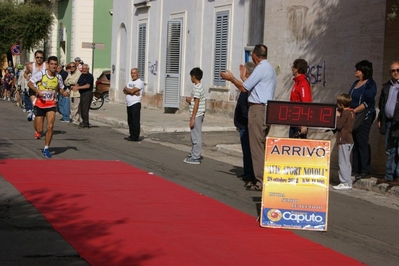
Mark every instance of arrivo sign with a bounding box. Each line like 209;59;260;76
11;44;21;55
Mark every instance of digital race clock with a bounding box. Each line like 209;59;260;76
266;101;337;128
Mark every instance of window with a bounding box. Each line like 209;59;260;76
213;11;229;86
138;23;146;80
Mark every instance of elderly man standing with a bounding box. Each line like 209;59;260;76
220;44;277;190
64;62;82;125
71;64;93;129
376;61;399;186
123;68;144;141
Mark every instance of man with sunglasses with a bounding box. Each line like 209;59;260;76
26;50;47;139
376;61;399;186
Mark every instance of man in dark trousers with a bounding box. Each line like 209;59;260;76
71;64;93;128
123;68;144;141
376;61;399;186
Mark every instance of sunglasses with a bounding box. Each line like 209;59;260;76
391;69;399;73
36;56;43;59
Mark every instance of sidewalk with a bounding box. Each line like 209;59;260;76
89;102;399;198
89;102;236;133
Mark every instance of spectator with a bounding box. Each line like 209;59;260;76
71;64;93;128
349;60;377;180
183;67;205;164
57;64;70;122
376;61;399;186
74;57;83;72
123;68;144;141
19;63;33;113
333;94;355;190
64;62;82;126
220;44;277;190
234;62;256;187
289;59;312;138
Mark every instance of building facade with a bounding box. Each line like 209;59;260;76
110;0;399;174
56;0;113;77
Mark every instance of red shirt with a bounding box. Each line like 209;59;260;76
290;74;312;102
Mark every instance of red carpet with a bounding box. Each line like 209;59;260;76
0;159;362;265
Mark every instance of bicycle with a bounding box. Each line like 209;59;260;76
10;86;25;108
90;91;105;110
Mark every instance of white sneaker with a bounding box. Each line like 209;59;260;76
333;183;352;190
3;97;6;101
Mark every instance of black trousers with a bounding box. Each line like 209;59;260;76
352;110;375;174
127;103;141;140
79;91;93;125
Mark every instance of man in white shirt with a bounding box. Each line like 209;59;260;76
123;68;144;141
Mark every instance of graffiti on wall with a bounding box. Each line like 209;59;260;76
307;61;326;87
148;61;158;75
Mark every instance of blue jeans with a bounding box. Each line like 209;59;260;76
23;92;32;111
384;121;399;181
58;95;70;121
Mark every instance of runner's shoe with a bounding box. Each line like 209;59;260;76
34;132;41;139
42;148;52;158
27;111;33;121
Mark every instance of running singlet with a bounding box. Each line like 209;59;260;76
35;71;60;109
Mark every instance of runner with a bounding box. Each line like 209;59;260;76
26;50;47;138
27;56;64;158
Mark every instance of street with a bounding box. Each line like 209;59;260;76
1;101;399;265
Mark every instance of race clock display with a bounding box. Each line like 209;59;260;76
266;101;337;128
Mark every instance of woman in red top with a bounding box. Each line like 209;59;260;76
289;59;312;138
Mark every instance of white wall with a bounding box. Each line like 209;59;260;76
265;0;385;104
71;0;94;68
110;0;248;107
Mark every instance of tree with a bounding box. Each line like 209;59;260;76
387;0;399;21
0;0;53;56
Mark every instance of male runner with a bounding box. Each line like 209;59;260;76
26;50;47;138
28;56;64;158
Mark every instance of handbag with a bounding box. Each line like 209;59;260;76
353;110;367;133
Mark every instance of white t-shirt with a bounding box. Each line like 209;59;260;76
31;62;47;75
125;78;144;107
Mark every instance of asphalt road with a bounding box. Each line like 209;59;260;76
1;101;399;265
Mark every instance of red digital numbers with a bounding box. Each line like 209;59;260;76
279;106;288;120
291;106;301;120
267;101;336;128
301;107;311;120
320;108;332;122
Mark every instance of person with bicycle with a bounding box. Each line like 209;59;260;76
3;69;13;101
27;56;64;158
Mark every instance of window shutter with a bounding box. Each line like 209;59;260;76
164;20;182;108
213;11;229;86
138;23;146;80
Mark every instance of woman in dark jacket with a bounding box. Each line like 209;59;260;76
349;60;377;179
